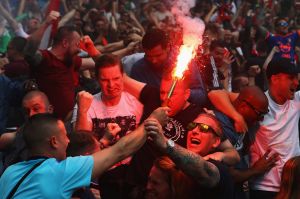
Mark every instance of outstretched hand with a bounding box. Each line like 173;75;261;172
149;107;170;126
251;149;280;175
144;118;167;151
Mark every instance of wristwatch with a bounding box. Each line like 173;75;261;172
166;139;175;150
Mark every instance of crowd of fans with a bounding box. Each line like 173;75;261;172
1;0;300;198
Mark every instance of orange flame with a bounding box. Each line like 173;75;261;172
173;35;199;79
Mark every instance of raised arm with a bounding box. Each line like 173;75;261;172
123;73;146;100
262;46;280;70
17;0;26;17
79;35;101;62
204;4;218;24
58;9;76;27
128;11;145;35
208;89;248;133
146;119;220;188
91;107;169;179
0;3;20;32
74;91;93;131
24;11;60;65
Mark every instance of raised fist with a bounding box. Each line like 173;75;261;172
77;91;93;113
45;11;60;25
79;35;100;57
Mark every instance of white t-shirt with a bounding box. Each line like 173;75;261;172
72;91;143;166
249;90;300;192
72;91;143;132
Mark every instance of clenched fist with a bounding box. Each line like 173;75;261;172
77;91;93;113
45;10;60;25
79;35;100;57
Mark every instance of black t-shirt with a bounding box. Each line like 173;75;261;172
125;85;205;187
139;85;204;147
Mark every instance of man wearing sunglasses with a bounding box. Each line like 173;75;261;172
209;85;274;199
209;85;268;149
124;73;239;165
122;73;239;197
258;17;300;64
208;58;300;199
145;113;235;199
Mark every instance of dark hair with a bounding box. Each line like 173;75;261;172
142;28;169;50
67;131;99;156
209;40;225;52
52;26;80;46
23;113;59;150
9;36;27;53
95;54;123;78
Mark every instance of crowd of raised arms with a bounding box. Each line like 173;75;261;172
1;0;300;199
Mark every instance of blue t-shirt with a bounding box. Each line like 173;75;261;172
266;31;299;63
0;156;94;199
214;110;244;151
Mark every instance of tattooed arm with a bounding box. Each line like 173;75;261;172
145;119;220;188
166;142;220;187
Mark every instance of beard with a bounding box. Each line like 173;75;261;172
64;54;73;67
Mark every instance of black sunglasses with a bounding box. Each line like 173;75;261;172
186;122;219;137
242;99;268;120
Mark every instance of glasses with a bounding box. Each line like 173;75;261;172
186;122;219;137
242;99;268;120
277;21;288;27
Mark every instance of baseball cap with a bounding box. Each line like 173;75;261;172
266;58;300;78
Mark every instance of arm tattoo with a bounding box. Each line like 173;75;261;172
166;144;220;187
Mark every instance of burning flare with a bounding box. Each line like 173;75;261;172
173;34;200;79
166;35;200;102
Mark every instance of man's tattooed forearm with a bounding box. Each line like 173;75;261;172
166;144;220;187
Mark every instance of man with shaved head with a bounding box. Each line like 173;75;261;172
209;86;269;152
22;90;53;118
208;86;274;199
0;90;53;172
0;109;168;198
208;58;300;199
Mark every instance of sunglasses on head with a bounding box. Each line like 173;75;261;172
277;21;288;27
186;122;219;136
242;99;269;120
